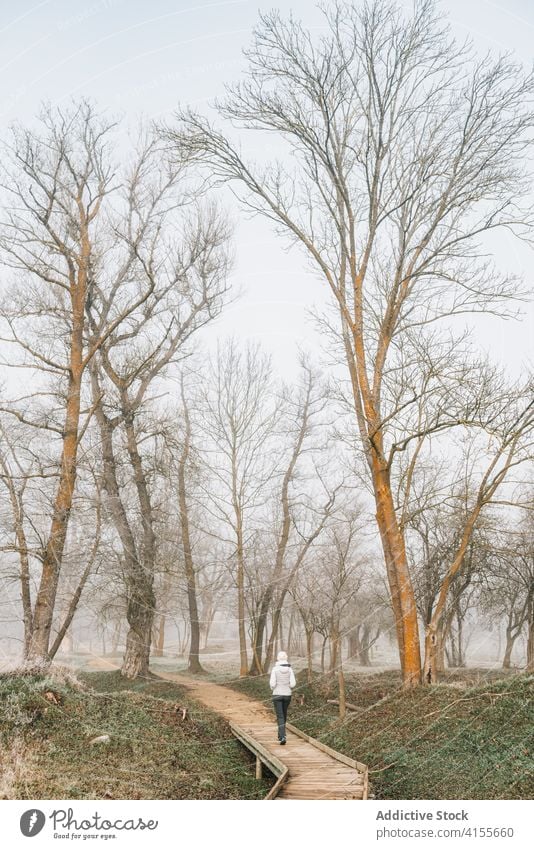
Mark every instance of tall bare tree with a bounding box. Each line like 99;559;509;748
247;359;333;674
168;0;534;684
482;518;534;670
157;374;209;673
0;103;162;663
87;140;231;678
197;340;279;677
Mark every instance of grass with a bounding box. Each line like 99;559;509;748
3;660;530;800
226;668;534;799
0;667;272;800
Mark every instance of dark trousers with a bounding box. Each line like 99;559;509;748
272;695;291;740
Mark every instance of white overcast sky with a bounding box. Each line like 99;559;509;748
0;0;533;379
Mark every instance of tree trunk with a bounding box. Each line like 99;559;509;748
449;631;459;667
278;610;284;651
320;635;327;673
373;462;421;686
501;602;524;669
437;615;451;672
121;412;156;679
177;392;204;674
64;629;74;654
180;621;190;655
26;228;90;663
357;625;371;666
264;608;281;673
26;366;84;662
287;607;295;655
91;368;155;681
48;559;93;660
49;507;100;661
424;512;480;683
305;628;314;684
249;594;269;675
122;585;155;678
424;629;439;683
526;588;534;671
264;594;294;671
526;619;534;672
1;467;33;658
338;664;346;720
111;621;121;655
153;613;166;658
329;632;338;672
454;605;466;667
237;555;248;677
154;570;172;659
202;608;215;650
502;627;515;669
348;629;360;661
332;625;345;718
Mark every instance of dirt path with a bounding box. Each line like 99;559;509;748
159;670;367;800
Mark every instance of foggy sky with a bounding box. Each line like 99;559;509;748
0;0;532;378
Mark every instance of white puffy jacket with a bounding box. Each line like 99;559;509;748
270;662;296;696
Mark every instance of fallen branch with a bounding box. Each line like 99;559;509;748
423;692;508;719
369;762;397;774
327;699;361;713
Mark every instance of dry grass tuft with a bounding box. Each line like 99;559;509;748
0;737;38;799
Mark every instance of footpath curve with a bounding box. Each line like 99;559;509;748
159;671;368;800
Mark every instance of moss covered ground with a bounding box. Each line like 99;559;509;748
0;668;272;799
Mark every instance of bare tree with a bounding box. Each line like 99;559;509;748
0;103;120;660
482;519;534;669
86;139;231;678
196;340;280;676
168;0;534;685
177;379;204;672
0;103;155;662
247;359;334;674
262;476;342;674
157;374;209;673
422;398;534;681
323;513;365;718
0;422;36;657
346;582;390;667
295;508;365;715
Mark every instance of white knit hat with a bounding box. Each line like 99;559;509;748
277;651;288;661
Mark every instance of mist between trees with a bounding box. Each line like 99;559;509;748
0;0;533;694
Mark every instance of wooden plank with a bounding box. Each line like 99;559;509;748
265;769;290;801
363;766;369;801
279;791;363;800
230;723;286;776
286;722;367;772
285;722;370;800
230;722;289;800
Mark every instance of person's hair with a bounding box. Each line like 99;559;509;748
277;650;288;661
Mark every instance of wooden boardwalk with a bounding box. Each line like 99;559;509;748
159;672;368;800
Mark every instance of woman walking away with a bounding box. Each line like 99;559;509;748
270;650;296;744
